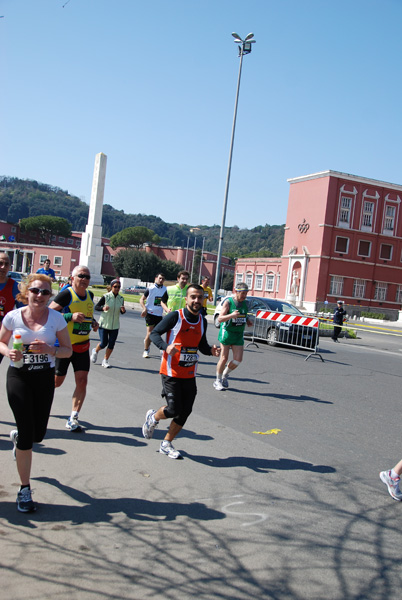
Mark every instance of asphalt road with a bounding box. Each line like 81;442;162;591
1;305;402;600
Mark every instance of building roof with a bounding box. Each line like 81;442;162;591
287;170;402;193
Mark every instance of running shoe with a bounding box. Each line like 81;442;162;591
159;440;182;459
66;416;82;432
102;359;110;368
222;377;229;389
16;487;36;513
213;380;224;391
143;349;150;358
380;470;402;501
10;429;18;460
142;409;158;439
91;348;98;363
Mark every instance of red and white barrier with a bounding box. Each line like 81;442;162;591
255;310;319;328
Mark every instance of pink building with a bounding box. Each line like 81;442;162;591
235;170;402;317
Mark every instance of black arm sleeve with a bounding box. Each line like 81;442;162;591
52;288;72;309
95;296;106;311
150;311;179;351
161;291;168;304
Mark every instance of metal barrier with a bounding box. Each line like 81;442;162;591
246;310;323;361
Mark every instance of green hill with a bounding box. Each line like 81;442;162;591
0;176;284;259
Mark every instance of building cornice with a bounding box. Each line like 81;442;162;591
287;170;402;193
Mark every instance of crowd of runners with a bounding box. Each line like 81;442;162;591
1;257;401;512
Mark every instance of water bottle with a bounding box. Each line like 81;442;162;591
13;334;24;368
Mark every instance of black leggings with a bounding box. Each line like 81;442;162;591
161;375;197;427
7;366;55;450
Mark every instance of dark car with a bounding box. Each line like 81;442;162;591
214;296;318;349
7;271;24;282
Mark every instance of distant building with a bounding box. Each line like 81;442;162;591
235;170;402;317
0;221;233;283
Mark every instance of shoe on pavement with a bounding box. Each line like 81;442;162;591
380;470;402;501
66;416;82;432
213;380;224;391
91;348;98;363
142;409;158;439
159;440;182;459
16;487;36;513
143;349;150;358
10;429;18;460
222;377;229;389
102;359;110;368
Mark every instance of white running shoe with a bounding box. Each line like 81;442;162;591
143;349;150;358
213;380;224;391
159;440;182;459
380;470;402;501
102;359;110;368
10;429;18;460
91;348;98;363
142;409;158;439
66;416;82;432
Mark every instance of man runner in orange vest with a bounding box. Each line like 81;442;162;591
142;284;220;459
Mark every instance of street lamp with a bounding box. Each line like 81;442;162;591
213;32;256;303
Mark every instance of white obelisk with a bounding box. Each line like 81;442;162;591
79;152;107;284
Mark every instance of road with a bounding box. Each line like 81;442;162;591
1;305;402;600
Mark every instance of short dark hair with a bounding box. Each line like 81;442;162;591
155;272;165;279
178;270;190;279
186;283;203;295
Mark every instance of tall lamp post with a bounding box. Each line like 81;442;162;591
213;32;256;303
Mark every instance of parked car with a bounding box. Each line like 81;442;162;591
7;271;24;282
123;285;147;295
214;296;318;349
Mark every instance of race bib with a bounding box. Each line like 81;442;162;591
232;316;247;326
72;318;92;336
154;297;162;306
178;346;198;368
22;344;50;371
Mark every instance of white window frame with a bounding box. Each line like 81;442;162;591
265;273;275;292
357;240;371;258
353;279;366;298
254;274;263;291
235;273;243;287
53;256;62;266
383;205;396;234
329;276;344;297
110;254;114;262
104;254;109;262
246;272;253;289
374;282;387;301
338;196;353;228
276;274;280;293
67;238;73;245
58;236;65;243
362;201;374;230
11;226;16;233
396;285;402;304
39;254;48;264
335;236;349;254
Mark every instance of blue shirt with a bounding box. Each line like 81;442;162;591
37;267;56;280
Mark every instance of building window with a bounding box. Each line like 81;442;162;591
110;254;114;262
235;273;243;287
339;196;352;227
335;236;349;254
362;201;374;229
353;279;366;298
380;244;393;260
374;282;387;301
384;205;395;232
358;240;371;257
265;274;275;292
51;235;56;241
54;256;62;266
58;237;65;243
67;238;73;245
329;276;344;296
39;254;48;264
11;226;16;233
396;286;402;304
255;274;263;291
104;254;109;262
246;272;253;289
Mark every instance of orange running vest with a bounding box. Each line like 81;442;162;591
160;309;204;378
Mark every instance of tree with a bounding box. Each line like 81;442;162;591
113;249;183;282
222;272;234;292
109;226;158;249
20;215;71;245
160;259;184;280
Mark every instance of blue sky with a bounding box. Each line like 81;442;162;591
1;0;402;230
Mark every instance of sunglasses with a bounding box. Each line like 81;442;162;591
112;285;121;288
0;261;10;267
29;287;52;296
76;274;91;280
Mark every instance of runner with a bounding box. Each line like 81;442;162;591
49;265;99;432
0;273;72;512
0;252;23;363
142;284;220;459
213;282;252;391
162;270;190;312
36;258;56;282
200;276;213;316
139;273;167;358
91;279;126;368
